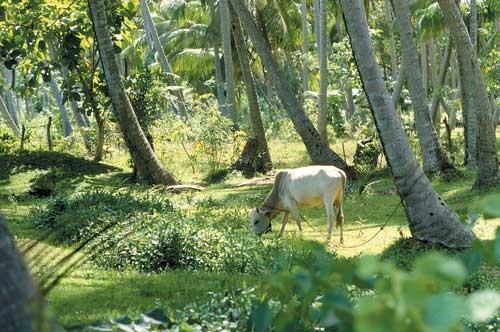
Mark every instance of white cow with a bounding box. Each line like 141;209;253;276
250;165;346;242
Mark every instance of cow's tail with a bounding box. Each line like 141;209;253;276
335;172;346;228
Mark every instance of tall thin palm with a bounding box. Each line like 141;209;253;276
88;0;177;185
393;0;452;174
340;0;474;248
437;0;499;188
230;0;353;176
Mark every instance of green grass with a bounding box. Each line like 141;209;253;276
1;143;499;327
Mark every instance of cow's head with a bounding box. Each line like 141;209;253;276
250;207;273;235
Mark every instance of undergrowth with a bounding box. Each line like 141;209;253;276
28;189;335;273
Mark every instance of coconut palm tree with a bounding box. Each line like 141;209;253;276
88;0;177;185
48;76;73;138
437;0;499;188
340;0;474;248
2;66;19;128
0;94;20;136
0;214;36;332
470;0;478;53
229;0;353;176
317;0;329;141
231;11;272;174
300;0;309;95
384;0;398;78
393;0;452;174
219;0;238;126
209;0;226;114
139;0;188;119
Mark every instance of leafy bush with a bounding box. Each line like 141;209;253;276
76;232;500;332
29;190;333;273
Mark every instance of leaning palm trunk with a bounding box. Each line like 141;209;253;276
139;0;188;120
384;0;398;78
341;0;474;248
231;12;272;174
392;61;406;109
49;78;73;138
219;0;239;126
470;0;477;53
300;0;309;95
47;40;92;152
2;66;19;127
430;36;452;123
209;0;226;114
89;0;177;185
0;94;21;136
428;38;440;132
230;0;354;177
420;40;428;99
393;0;452;174
437;0;499;187
317;0;329;141
0;214;36;332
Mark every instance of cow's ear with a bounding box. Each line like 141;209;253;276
264;209;273;217
256;207;260;213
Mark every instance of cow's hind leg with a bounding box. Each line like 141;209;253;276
335;195;345;243
323;195;335;242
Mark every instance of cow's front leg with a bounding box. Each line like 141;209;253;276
288;204;303;234
278;212;289;237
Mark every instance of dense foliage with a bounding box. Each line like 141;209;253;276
29;189;334;273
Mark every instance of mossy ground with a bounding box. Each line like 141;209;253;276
0;138;499;326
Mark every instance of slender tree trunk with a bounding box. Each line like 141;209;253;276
48;40;91;139
341;0;474;248
491;95;499;130
393;0;452;174
0;214;36;332
24;97;32;120
230;0;354;177
139;0;188;120
384;0;398;78
428;38;440;133
0;94;21;136
231;12;272;174
456;50;473;166
392;61;406;109
209;0;226;114
2;66;19;127
430;36;452;122
470;0;477;54
48;77;73;137
93;110;105;162
47;116;53;151
301;0;310;95
255;8;276;105
344;80;356;118
89;0;177;185
438;0;499;187
219;0;238;126
313;0;321;54
317;0;329;141
420;40;428;99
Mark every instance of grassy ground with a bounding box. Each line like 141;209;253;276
1;138;499;326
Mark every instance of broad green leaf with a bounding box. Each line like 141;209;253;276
424;293;466;331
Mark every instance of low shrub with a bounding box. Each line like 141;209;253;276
29;190;333;273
